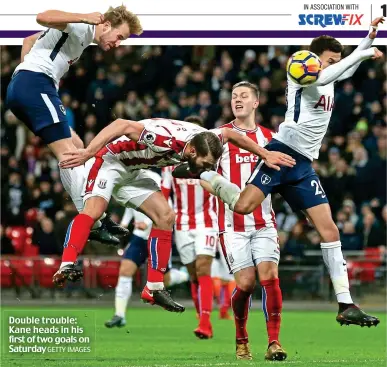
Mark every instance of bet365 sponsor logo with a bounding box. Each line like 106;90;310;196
235;153;259;164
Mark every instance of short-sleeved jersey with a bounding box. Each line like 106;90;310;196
15;24;95;89
97;118;223;170
161;166;218;231
217;121;276;233
275;78;335;161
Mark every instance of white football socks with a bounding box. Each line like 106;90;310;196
321;241;353;304
115;276;133;318
167;268;189;287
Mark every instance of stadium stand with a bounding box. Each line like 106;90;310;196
1;45;386;299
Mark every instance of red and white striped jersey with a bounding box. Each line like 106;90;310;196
97;118;223;170
161;166;218;231
218;121;276;233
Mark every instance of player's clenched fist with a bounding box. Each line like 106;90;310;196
371;47;384;60
369;17;384;39
82;12;104;25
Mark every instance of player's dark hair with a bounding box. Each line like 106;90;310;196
184;115;204;127
232;81;260;99
309;35;344;56
191;132;223;161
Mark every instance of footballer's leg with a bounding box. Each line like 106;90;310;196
192;229;217;339
174;231;200;315
217;251;234;320
53;196;108;286
252;228;287;361
113;174;184;313
306;204;380;327
54;160;123;286
185;262;200;316
54;132;126;244
220;232;254;360
105;234;147;328
137;192;184;312
194;254;214;339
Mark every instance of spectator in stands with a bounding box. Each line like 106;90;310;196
361;211;386;248
2;171;29;226
1;224;15;255
282;222;307;260
0;44;385;255
341;221;362;250
351;147;377;205
32;217;61;255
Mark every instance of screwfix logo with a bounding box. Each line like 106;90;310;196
298;14;364;28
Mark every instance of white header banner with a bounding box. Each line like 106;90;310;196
0;0;386;45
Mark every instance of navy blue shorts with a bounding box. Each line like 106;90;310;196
123;234;148;267
247;139;329;212
6;70;71;144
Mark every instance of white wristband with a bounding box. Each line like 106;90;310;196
369;25;378;33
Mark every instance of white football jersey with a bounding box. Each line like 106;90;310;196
275;78;335;161
15;23;95;89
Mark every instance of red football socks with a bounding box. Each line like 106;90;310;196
198;275;213;326
190;281;200;314
62;214;95;263
261;278;282;344
147;228;172;283
220;282;231;315
232;287;252;343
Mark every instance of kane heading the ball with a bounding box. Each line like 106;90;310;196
287;50;322;85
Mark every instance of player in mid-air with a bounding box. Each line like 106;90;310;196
105;175;189;328
199;18;384;327
6;5;143;244
161;116;219;339
56;117;295;312
199;82;287;361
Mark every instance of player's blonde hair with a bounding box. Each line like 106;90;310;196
232;81;260;99
104;5;143;35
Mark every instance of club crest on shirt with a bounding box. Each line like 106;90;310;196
98;179;107;189
143;131;156;145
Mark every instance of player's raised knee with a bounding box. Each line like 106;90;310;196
153;207;175;230
319;221;340;243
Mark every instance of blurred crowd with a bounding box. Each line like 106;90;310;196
1;45;386;259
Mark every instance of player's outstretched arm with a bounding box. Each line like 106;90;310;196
59;119;144;168
316;47;382;86
337;17;384;81
36;10;104;31
220;128;296;171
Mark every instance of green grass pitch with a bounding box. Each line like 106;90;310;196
1;306;386;367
